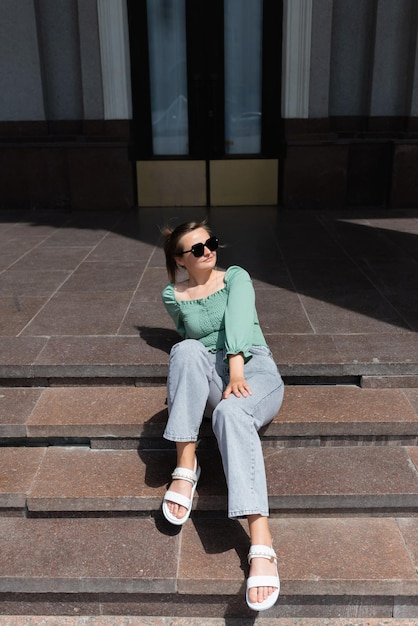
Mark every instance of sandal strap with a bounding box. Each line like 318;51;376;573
163;489;191;510
248;545;277;565
247;575;279;590
171;466;198;486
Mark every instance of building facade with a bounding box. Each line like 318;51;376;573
1;0;417;211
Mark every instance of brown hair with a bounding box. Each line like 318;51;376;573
161;220;212;283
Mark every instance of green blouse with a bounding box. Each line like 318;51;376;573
161;265;268;361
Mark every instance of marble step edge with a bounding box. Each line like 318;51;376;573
0;615;416;626
3;374;418;389
0;360;417;381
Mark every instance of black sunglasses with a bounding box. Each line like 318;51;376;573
180;236;219;258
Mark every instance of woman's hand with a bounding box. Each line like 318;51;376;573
223;377;253;399
223;353;252;399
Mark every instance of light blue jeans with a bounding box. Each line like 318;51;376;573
164;339;284;519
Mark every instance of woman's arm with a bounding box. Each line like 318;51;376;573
222;352;253;399
162;284;186;338
222;267;258;399
224;267;256;363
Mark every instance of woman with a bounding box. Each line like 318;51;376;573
161;220;284;611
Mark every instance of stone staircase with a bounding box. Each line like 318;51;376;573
1;378;418;621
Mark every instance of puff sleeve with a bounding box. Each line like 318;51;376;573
224;266;257;362
162;283;186;338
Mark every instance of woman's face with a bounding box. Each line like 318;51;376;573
175;227;217;273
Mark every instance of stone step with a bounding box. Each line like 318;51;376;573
0;516;417;618
2;333;418;384
0;615;416;626
2;385;418;446
3;445;418;515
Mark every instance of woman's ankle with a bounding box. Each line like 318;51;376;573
176;442;197;469
247;514;272;547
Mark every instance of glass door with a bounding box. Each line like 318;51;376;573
128;0;282;206
146;0;189;156
224;0;263;155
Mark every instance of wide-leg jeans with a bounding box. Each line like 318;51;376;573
164;339;284;519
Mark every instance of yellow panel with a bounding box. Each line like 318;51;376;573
210;159;278;206
137;161;206;207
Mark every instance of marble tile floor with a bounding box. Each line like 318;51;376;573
0;618;417;625
0;206;417;383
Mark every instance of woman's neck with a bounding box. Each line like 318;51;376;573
175;268;225;301
187;268;216;287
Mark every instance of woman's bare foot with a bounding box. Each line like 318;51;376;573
163;442;199;524
165;476;194;521
247;553;278;604
247;514;279;605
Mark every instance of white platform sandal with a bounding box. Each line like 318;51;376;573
246;544;280;611
162;457;201;526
